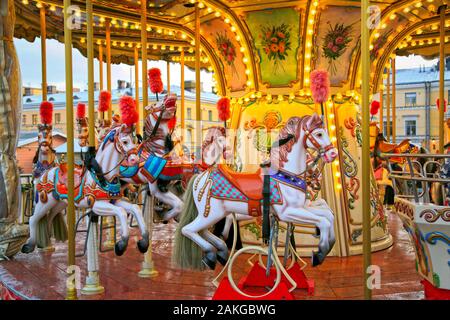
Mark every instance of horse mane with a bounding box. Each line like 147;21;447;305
271;115;321;168
202;126;226;154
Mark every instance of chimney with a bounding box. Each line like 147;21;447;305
184;80;203;93
117;80;127;90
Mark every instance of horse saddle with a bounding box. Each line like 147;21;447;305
57;163;84;192
218;164;264;200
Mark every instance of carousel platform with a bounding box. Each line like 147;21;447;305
0;213;423;300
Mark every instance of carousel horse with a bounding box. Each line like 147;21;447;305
22;120;142;256
173;114;338;270
75;106;149;248
31;102;67;248
119;95;230;222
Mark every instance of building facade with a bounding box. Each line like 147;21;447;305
20;84;220;152
374;67;450;150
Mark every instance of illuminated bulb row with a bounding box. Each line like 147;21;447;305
186;0;253;89
23;0;190;42
303;1;319;87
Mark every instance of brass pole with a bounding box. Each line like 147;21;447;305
195;4;201;160
138;0;157;279
181;50;185;141
386;65;391;141
99;44;103;91
40;7;47;101
379;86;384;132
167;60;171;94
439;5;447;153
392;57;396;142
63;0;77;300
106;19;112;120
361;0;372;300
134;46;141;134
86;0;95;147
141;0;148;115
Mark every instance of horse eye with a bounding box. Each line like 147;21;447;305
317;133;323;138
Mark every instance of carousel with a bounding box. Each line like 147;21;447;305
0;0;449;300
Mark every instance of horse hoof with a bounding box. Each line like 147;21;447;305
217;251;229;266
21;243;35;254
137;232;149;253
312;227;321;239
311;251;323;267
202;252;217;270
114;238;129;256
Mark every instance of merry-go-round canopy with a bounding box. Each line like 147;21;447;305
13;0;450;97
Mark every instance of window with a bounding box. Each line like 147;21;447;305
187;129;192;144
187;108;192;120
405;119;417;136
22;114;26;125
55;113;61;124
208;110;213;121
405;92;417;107
32;114;38;125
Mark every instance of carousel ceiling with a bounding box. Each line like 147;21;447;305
12;0;450;96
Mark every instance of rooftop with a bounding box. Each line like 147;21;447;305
22;85;219;110
395;67;450;85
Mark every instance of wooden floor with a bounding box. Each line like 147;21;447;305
0;212;424;300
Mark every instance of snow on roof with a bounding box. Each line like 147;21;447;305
18;131;67;147
395;67;450;85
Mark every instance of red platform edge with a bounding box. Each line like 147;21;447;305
240;262;314;295
213;262;314;300
0;282;23;300
421;279;450;300
212;277;294;300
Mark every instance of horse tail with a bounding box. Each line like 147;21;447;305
172;174;203;270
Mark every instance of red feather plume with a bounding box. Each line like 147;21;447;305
39;101;53;125
217;97;231;122
370;100;381;116
98;90;111;112
437;98;448;113
119;96;139;126
167;116;177;131
148;68;163;94
76;102;86;119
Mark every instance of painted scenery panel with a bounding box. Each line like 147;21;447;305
202;18;247;92
314;6;360;86
245;8;301;87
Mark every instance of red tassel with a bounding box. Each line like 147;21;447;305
167;116;177;131
98;90;111;112
148;68;164;94
76;102;86;119
217;97;231;122
370;100;380;116
39;101;53;125
437;98;448;113
119;96;138;126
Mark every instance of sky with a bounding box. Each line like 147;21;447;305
14;38;214;92
14;37;437;91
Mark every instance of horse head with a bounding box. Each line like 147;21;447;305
303;114;337;163
37;124;54;158
76;117;89;147
201;126;232;165
114;123;139;166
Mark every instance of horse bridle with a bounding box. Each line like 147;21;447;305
147;103;167;138
302;119;334;157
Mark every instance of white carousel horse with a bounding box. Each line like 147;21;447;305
31;118;68;247
173;114;338;270
22;123;142;256
75;114;149;251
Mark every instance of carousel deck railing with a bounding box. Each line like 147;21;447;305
382;153;450;205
